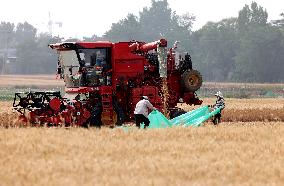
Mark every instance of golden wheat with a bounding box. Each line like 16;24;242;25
180;98;284;110
0;125;283;186
204;82;284;89
0;101;13;113
0;98;283;128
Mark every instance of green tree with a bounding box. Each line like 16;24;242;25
232;2;284;82
104;0;195;47
237;1;268;32
0;22;15;49
234;26;284;82
104;14;141;41
0;22;15;73
34;33;61;74
139;0;172;41
272;13;284;33
14;23;61;74
139;0;195;46
14;22;37;73
190;18;238;81
15;22;37;45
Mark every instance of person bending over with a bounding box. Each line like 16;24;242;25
134;96;156;128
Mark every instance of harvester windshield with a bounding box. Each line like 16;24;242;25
77;48;108;68
57;47;112;88
59;50;80;75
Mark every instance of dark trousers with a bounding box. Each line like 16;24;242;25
134;114;150;128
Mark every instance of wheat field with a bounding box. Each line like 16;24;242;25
0;124;284;186
1;98;284;127
1;99;284;185
0;75;284;185
180;98;284;122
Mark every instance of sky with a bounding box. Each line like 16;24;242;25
1;0;283;39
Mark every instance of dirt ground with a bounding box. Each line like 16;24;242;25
0;75;64;87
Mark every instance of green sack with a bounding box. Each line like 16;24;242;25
170;106;209;126
148;106;222;129
148;110;172;128
185;107;221;127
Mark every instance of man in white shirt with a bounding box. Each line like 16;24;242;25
134;96;155;128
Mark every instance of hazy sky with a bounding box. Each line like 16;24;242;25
1;0;283;38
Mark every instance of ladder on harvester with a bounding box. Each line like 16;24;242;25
100;86;116;125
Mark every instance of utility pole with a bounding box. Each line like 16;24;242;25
48;12;63;36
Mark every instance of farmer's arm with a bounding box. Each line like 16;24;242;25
146;100;155;110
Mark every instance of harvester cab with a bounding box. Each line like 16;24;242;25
53;43;112;88
13;39;203;127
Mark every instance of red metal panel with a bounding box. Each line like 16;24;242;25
129;39;167;52
113;42;144;59
114;59;144;73
112;42;145;77
77;42;112;48
99;86;113;94
131;88;143;97
142;86;156;101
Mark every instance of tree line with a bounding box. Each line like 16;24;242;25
0;0;284;82
0;22;61;74
104;0;284;83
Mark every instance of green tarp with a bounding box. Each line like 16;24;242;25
148;110;172;128
148;106;221;128
185;107;221;127
170;106;209;126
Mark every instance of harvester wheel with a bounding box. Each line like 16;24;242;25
181;70;202;92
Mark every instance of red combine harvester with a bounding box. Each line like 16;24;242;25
13;39;203;127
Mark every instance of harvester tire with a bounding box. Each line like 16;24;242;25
181;70;202;92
